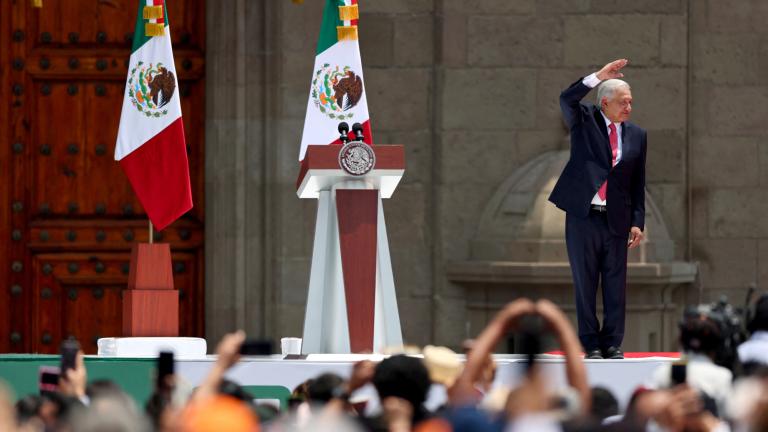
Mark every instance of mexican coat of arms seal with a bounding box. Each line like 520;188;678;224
339;141;375;176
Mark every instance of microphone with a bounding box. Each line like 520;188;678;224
338;122;350;144
352;122;364;141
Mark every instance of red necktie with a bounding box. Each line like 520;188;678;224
597;123;618;201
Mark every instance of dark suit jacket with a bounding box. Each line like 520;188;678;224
549;77;646;237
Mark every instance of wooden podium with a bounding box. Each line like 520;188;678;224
122;243;179;336
297;144;404;353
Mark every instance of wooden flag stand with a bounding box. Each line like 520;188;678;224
122;222;179;336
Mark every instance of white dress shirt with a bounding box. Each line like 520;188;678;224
582;73;623;206
738;331;768;365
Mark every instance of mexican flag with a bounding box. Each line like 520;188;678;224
299;0;373;160
115;0;192;231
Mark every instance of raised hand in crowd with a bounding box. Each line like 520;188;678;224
58;349;87;401
449;297;536;405
192;330;246;403
536;299;590;413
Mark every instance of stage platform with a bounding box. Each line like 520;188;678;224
0;353;679;410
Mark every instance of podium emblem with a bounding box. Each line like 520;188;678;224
339;141;375;176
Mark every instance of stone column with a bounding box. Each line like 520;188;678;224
205;0;280;346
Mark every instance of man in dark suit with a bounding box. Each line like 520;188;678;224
549;59;646;359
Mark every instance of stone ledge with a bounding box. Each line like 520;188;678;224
446;261;698;285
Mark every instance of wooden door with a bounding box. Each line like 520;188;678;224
0;0;205;354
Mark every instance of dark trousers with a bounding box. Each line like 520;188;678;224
565;210;628;351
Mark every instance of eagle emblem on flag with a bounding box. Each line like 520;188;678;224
311;64;363;120
127;61;176;118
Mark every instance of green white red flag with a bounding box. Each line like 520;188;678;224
299;0;373;160
115;0;192;230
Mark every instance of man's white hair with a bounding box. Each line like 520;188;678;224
596;79;630;109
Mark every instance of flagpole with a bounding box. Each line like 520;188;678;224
149;220;154;244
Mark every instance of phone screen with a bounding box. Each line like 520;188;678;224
671;363;687;386
157;351;174;389
239;340;272;356
39;366;60;393
60;339;80;373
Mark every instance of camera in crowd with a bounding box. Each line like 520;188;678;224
679;286;765;371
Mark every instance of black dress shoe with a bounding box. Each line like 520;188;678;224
585;349;603;359
603;346;624;359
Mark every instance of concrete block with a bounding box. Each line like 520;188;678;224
281;1;321;54
366;68;431;131
440;130;516;186
442;68;536;130
278;257;311;305
359;14;395;68
443;0;535;14
660;15;687;66
645;184;686;246
394;15;434;67
281;53;314;91
646;130;685;183
590;0;684;14
690;187;708;240
760;143;768;187
564;15;661;67
684;287;748;308
537;0;590;14
398;297;434;347
626;68;686;131
706;0;768;34
536;68;588;129
275;304;307;341
279;186;316;258
281;87;310;120
467;16;563;67
373;129;432;185
708;189;768;238
363;0;433;14
433;296;469;348
440;13;467;67
692;35;768;85
274;118;307;183
691;137;759;188
709;86;768;136
692;239;757;290
386;184;432;298
688;84;711;137
516;130;567;165
758;240;768;291
439;184;496;261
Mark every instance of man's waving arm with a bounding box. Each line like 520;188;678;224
560;59;629;129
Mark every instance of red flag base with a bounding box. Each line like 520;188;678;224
122;243;178;336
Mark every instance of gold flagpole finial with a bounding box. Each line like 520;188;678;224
31;0;43;8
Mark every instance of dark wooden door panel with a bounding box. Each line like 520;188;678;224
29;0;205;50
2;0;206;353
33;80;143;218
31;251;201;354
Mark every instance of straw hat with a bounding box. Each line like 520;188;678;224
422;345;463;388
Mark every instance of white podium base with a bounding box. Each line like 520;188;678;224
302;183;403;353
97;337;207;359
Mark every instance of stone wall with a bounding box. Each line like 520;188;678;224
689;0;768;308
204;0;766;351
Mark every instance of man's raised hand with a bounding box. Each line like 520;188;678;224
596;59;628;81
